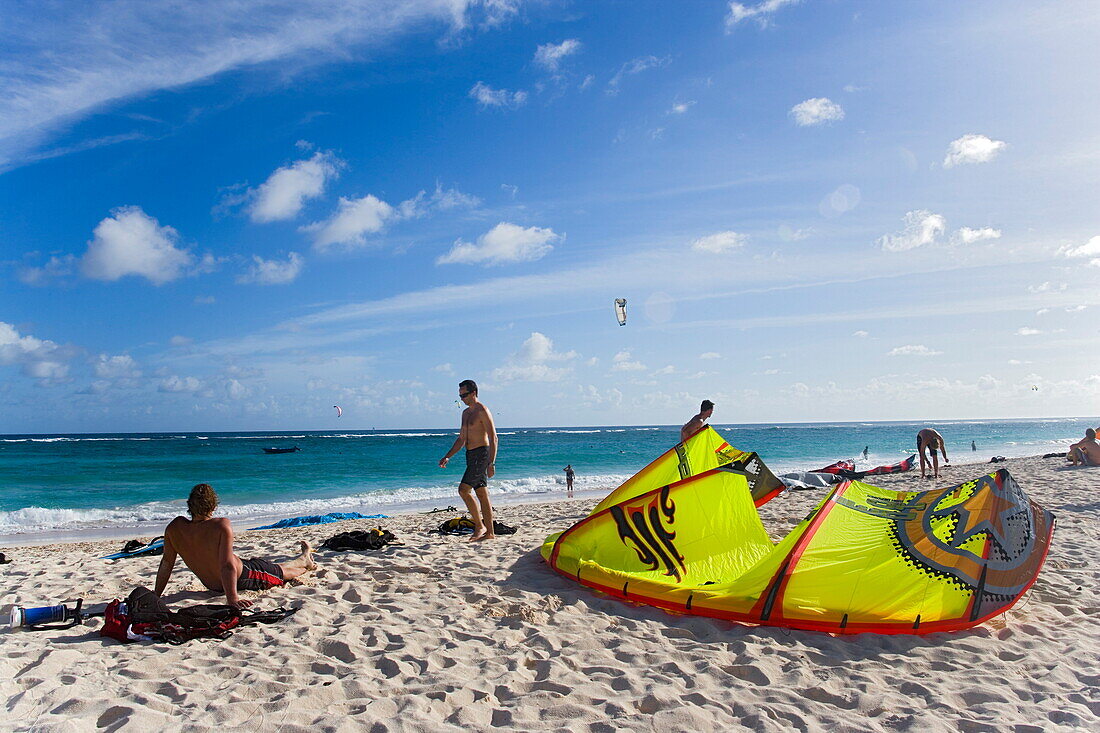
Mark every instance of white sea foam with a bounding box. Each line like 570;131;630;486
0;473;630;535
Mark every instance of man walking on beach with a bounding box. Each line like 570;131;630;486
439;379;499;541
917;428;949;479
154;483;316;609
563;464;575;497
680;400;715;443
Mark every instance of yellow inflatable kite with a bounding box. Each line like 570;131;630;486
542;430;1055;634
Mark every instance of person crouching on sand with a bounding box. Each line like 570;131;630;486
917;428;949;479
154;483;316;609
439;379;499;541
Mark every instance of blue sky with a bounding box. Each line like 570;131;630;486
1;0;1098;432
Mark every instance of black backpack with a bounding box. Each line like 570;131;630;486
320;527;398;551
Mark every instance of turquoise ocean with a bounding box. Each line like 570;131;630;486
1;417;1094;540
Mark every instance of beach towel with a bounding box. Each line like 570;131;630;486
248;512;388;531
319;527;398;552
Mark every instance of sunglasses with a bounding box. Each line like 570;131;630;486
458;391;471;399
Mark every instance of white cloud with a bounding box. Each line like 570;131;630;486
1027;281;1067;294
886;344;942;357
877;210;947;252
669;101;695;115
699;352;721;360
396;183;480;219
853;330;868;337
611;350;647;372
725;0;801;30
1066;305;1087;313
92;354;141;379
303;195;395;251
607;55;671;92
237;252;304;285
691;231;747;253
25;361;69;381
437;222;559;266
789;97;844;126
943;134;1007;168
0;321;72;382
577;384;623;408
1064;235;1100;259
653;365;675;375
493;331;576;383
469;81;528;109
534;39;581;71
80;206;193;284
433;363;454;374
0;1;518;170
19;254;77;286
1016;327;1041;336
170;335;193;346
158;375;202;393
194;295;216;305
777;224;812;241
517;331;577;363
248;151;341;223
952;227;1002;245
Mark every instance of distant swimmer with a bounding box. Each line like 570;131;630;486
972;440;977;451
680;400;715;443
917;428;949;479
1067;428;1100;466
564;464;575;497
439;379;499;541
155;484;316;609
861;446;869;460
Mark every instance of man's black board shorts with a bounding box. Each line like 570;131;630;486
461;446;490;489
238;558;285;591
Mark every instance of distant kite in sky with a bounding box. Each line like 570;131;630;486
333;405;342;418
614;298;627;326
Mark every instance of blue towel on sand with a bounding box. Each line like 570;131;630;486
249;512;387;531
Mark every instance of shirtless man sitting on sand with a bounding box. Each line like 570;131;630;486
917;428;949;479
1067;428;1100;466
439;379;499;541
154;483;316;609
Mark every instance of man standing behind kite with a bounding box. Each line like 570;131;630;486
439;380;499;541
680;400;715;443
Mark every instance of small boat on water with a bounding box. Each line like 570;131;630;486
263;446;300;454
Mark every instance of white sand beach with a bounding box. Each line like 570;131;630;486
2;455;1097;731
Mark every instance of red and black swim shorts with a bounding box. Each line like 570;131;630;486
237;558;285;591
